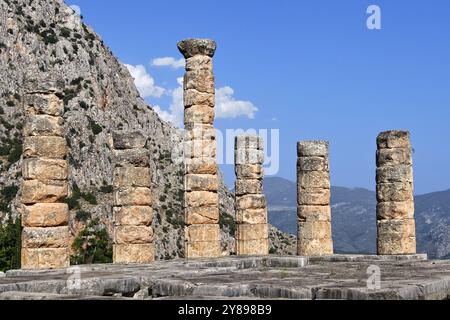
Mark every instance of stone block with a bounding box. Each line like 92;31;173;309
297;237;333;256
377;219;416;238
185;174;218;191
113;243;155;264
186;157;217;175
377;182;413;202
114;148;149;167
235;194;266;210
297;171;330;189
178;38;217;59
22;203;69;227
297;205;331;220
377;201;414;220
185;55;212;71
24;93;64;116
235;179;263;196
112;131;147;150
297;141;328;157
23;136;66;159
22;158;68;181
235;208;267;224
235;149;264;165
21;180;68;204
377;148;412;167
185;224;220;242
377;131;410;149
22;226;69;248
297;156;329;171
235;224;268;241
184;90;214;108
185;191;218;208
235;135;264;151
377;236;416;255
235;164;264;179
297;219;332;240
236;238;269;256
185;206;219;224
23;115;64;137
184;105;214;125
184;70;215;94
297;187;330;206
21;247;69;270
113;166;151;188
376;165;413;183
114;226;154;244
184;124;216;140
113;187;152;206
113;206;153;226
185;241;220;258
184;139;216;159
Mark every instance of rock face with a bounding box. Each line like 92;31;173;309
112;131;154;263
234;136;268;255
179;39;220;258
376;131;416;255
21;83;69;269
297;141;333;256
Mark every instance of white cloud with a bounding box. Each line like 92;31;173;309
125;64;165;98
153;78;184;127
151;57;185;69
215;86;258;119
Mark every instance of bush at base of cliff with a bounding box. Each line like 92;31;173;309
0;216;21;272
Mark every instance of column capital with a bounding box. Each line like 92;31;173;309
177;38;217;58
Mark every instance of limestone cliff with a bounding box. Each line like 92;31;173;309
0;0;295;259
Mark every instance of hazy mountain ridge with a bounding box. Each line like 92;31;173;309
265;177;450;259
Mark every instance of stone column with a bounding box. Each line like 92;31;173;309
234;135;268;255
376;130;416;255
21;82;70;269
297;141;333;256
178;39;220;258
112;131;154;263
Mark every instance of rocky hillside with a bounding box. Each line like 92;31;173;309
266;177;450;259
0;0;293;260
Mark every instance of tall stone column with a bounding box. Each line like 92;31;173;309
178;39;220;258
112;131;154;263
376;131;416;255
234;135;268;255
21;82;70;269
297;141;333;256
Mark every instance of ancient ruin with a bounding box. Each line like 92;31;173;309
234;135;269;255
112;131;154;263
376;130;416;255
297;141;333;256
178;39;221;258
21;79;70;269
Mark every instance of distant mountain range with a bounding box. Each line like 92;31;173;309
265;177;450;259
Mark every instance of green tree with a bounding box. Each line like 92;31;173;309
0;216;22;272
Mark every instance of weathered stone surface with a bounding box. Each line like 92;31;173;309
23;115;64;137
236;224;268;241
235;164;264;179
184;105;214;124
113;187;152;206
184;124;216;140
377;130;411;149
184;70;215;93
112;131;147;150
377;182;414;202
236;208;267;224
235;149;264;165
23;136;66;159
113;166;151;188
185;157;217;175
377;218;417;254
377;236;417;255
186;55;212;71
115;226;154;244
22;203;69;227
185;206;219;225
297;188;330;206
113;244;155;264
114;148;150;167
297;156;329;171
376;165;413;183
178;39;217;59
377;148;412;166
297;141;328;157
235;135;264;151
22;226;69;248
24;93;64;116
185;174;218;192
184;90;214;108
297;205;331;220
235;179;262;196
185;224;220;242
377;201;414;220
185;139;216;159
21;248;69;270
185;191;218;207
235;194;266;210
236;239;269;256
185;241;220;258
297;238;333;256
297;171;330;189
113;206;153;226
298;218;332;240
22;158;68;181
21;179;68;204
377;219;416;238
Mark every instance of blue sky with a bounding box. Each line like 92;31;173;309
67;0;450;194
